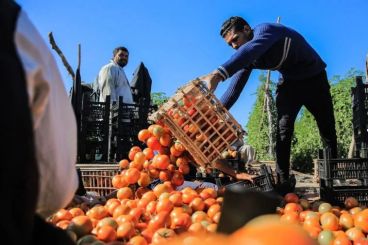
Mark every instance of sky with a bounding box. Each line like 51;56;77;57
17;0;368;128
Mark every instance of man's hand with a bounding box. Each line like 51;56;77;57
235;173;255;182
199;70;224;92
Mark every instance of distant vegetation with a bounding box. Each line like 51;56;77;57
151;92;169;107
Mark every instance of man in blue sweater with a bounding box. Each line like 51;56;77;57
200;16;337;195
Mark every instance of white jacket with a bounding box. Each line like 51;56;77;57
15;10;78;218
98;60;134;103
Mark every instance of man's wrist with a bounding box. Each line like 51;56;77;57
212;70;225;82
217;66;229;81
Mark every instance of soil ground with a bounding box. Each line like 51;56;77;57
255;161;320;201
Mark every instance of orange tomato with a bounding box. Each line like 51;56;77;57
339;212;354;230
156;199;174;213
320;212;339;231
112;175;128;189
170;146;183;157
178;163;190;175
171;171;184;187
138;172;151;187
155;154;170;170
97;225;117;242
141;191;157;202
148;211;171;231
345;227;365;242
55;220;70;229
143;148;154;160
117;221;135;239
119;159;130;169
138;129;152;142
128;235;148;245
53;209;73;223
159;170;172;182
280;212;300;225
284;203;303;214
159;133;172;147
147;136;161;151
152;125;164;138
284;193;299;203
124;168;140;184
69;207;85;217
174;141;186;152
207;204;221;219
117;187;133;200
153;184;171;198
152;228;176;244
353;209;368;233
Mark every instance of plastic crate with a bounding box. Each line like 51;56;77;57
320;186;368;207
150;79;244;168
76;164;120;196
78;96;110;163
225;164;274;192
109;97;157;162
318;157;368;180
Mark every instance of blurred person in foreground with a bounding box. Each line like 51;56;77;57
198;16;337;195
1;0;78;244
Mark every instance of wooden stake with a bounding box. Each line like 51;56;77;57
48;32;75;80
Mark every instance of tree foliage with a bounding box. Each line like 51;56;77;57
151;92;169;107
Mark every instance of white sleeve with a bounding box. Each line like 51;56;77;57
15;10;78;218
99;65;116;102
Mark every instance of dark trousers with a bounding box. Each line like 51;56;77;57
275;70;337;183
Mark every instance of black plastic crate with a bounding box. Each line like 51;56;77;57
318;157;368;180
109;97;157;162
225;164;274;192
78;96;110;163
320;186;368;207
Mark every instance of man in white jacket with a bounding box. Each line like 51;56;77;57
1;0;78;244
98;46;134;103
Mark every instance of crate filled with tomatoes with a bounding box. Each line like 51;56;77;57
150;79;244;169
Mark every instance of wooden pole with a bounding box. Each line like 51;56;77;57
261;17;280;158
48;32;75;80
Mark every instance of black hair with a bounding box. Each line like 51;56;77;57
113;46;129;57
220;16;250;37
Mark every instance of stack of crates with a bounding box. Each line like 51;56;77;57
78;95;110;163
110;97;157;161
319;149;368;206
351;76;368;157
150;79;245;169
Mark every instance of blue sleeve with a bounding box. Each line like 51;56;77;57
218;25;281;80
220;67;252;110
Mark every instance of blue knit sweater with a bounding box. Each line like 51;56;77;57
218;23;326;109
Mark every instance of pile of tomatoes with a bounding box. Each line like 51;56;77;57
49;121;368;244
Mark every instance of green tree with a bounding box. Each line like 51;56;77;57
151;92;169;107
246;73;277;160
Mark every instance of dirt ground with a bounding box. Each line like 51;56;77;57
253;161;320;201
